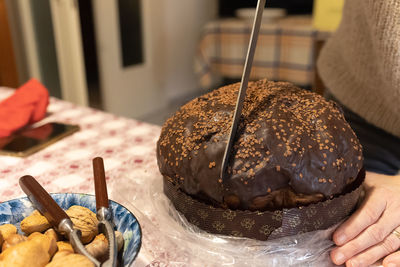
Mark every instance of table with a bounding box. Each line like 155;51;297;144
195;16;329;89
0;87;165;266
0;88;383;267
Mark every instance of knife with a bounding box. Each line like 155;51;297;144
220;0;267;181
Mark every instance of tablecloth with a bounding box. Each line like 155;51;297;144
0;88;383;267
0;87;169;266
195;16;329;89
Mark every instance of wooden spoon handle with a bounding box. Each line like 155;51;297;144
92;157;109;210
19;175;69;228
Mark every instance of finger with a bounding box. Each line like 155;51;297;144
344;228;400;267
383;250;400;267
333;190;386;246
331;210;400;264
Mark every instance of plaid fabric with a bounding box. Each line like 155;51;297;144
195;16;329;89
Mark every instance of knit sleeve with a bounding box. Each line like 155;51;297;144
317;0;400;137
363;0;400;89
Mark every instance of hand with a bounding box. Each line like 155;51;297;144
330;171;400;267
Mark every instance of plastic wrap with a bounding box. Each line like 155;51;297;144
110;173;345;267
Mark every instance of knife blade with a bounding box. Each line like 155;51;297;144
220;0;267;181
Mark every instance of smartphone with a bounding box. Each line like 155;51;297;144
0;122;80;157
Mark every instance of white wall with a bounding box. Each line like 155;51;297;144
162;0;218;101
8;0;218;119
94;0;218;119
93;0;168;119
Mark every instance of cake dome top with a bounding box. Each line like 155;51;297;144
157;80;363;210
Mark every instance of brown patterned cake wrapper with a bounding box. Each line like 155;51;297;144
163;169;365;241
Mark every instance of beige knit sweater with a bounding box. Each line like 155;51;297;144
317;0;400;137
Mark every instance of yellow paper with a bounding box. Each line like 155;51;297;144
312;0;345;32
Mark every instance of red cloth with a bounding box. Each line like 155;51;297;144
0;79;49;137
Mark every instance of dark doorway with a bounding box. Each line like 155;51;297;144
218;0;314;17
78;0;102;109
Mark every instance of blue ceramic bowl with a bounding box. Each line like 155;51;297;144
0;193;141;266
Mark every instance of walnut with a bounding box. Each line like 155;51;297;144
84;234;108;261
20;210;51;235
66;206;98;244
85;231;124;261
0;205;111;266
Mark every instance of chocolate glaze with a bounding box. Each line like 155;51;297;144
157;80;363;210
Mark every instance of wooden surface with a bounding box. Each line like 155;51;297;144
0;0;19;88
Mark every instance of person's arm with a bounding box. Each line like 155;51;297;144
330;172;400;266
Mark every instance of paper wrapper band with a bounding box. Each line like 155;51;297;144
163;169;365;241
